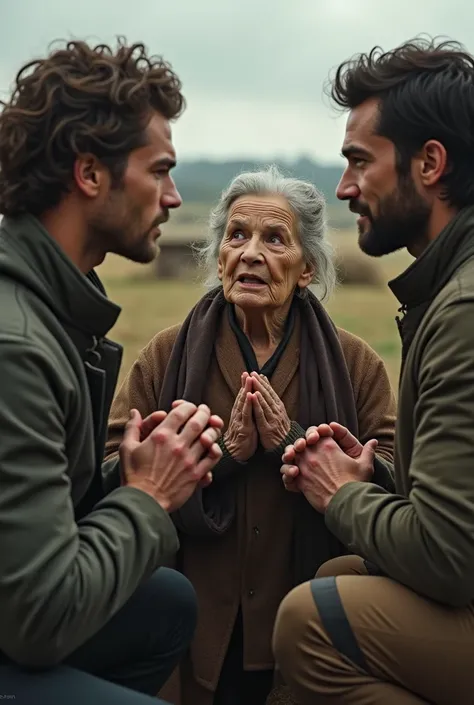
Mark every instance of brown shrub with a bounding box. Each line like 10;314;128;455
335;249;384;287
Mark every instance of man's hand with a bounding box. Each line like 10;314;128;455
324;422;365;459
120;402;224;512
282;435;377;512
281;422;371;491
280;424;332;493
296;436;377;512
139;400;223;445
137;401;224;488
280;423;377;510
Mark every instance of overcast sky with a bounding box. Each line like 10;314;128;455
1;1;472;164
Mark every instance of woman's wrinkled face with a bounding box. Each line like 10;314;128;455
217;194;314;311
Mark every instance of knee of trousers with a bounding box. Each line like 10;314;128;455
273;577;370;682
272;582;315;674
142;568;198;638
316;555;368;578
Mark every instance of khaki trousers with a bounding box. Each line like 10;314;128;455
272;555;474;704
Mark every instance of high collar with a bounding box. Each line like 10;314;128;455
389;205;474;310
0;213;121;339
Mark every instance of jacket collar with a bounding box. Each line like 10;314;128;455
389;205;474;310
0;214;121;339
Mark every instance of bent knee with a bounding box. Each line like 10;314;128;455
148;568;198;625
273;582;315;666
316;555;367;578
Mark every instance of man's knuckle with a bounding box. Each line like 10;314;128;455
175;403;196;420
191;465;203;481
182;455;195;471
173;410;187;425
152;429;168;444
204;429;218;444
188;417;203;434
172;441;186;457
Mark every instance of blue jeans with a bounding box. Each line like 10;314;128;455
0;568;197;704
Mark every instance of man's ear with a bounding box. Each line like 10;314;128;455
73;154;107;197
417;140;448;188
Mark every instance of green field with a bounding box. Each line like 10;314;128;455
97;226;412;393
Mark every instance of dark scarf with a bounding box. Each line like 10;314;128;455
227;299;297;377
158;286;359;584
389;205;474;374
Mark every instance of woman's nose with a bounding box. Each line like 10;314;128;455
240;237;264;264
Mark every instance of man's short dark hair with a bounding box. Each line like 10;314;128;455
0;38;185;217
328;36;474;209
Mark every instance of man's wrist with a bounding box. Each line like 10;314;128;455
322;479;354;512
125;478;171;513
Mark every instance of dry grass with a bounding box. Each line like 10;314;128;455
97;228;412;392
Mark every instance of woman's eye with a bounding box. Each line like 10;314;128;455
268;234;283;244
231;230;245;240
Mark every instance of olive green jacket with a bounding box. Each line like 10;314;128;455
327;206;474;607
0;215;178;668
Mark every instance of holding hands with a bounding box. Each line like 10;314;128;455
280;422;377;513
120;401;224;512
224;371;291;460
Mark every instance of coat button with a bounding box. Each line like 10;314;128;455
248;589;255;597
253;526;260;536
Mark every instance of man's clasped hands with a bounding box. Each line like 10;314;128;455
122;369;378;515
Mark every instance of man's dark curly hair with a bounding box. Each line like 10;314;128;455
0;38;185;217
327;36;474;209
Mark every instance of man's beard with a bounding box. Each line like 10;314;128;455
91;197;167;264
355;175;431;257
115;223;161;264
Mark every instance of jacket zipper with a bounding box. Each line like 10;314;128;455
395;304;408;337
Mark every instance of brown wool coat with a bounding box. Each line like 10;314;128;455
105;312;396;705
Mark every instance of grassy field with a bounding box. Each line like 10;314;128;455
97;228;412;393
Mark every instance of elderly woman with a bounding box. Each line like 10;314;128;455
104;166;396;705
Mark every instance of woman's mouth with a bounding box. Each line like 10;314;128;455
237;275;267;288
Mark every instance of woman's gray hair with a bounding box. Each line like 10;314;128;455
194;165;337;301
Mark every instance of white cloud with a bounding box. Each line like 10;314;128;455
1;0;473;161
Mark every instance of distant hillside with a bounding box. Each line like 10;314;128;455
172;156;344;206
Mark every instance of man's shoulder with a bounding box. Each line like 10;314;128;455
441;255;474;305
0;275;73;369
422;256;474;334
0;274;37;341
411;261;474;373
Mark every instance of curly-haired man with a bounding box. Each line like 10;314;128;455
0;39;223;704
